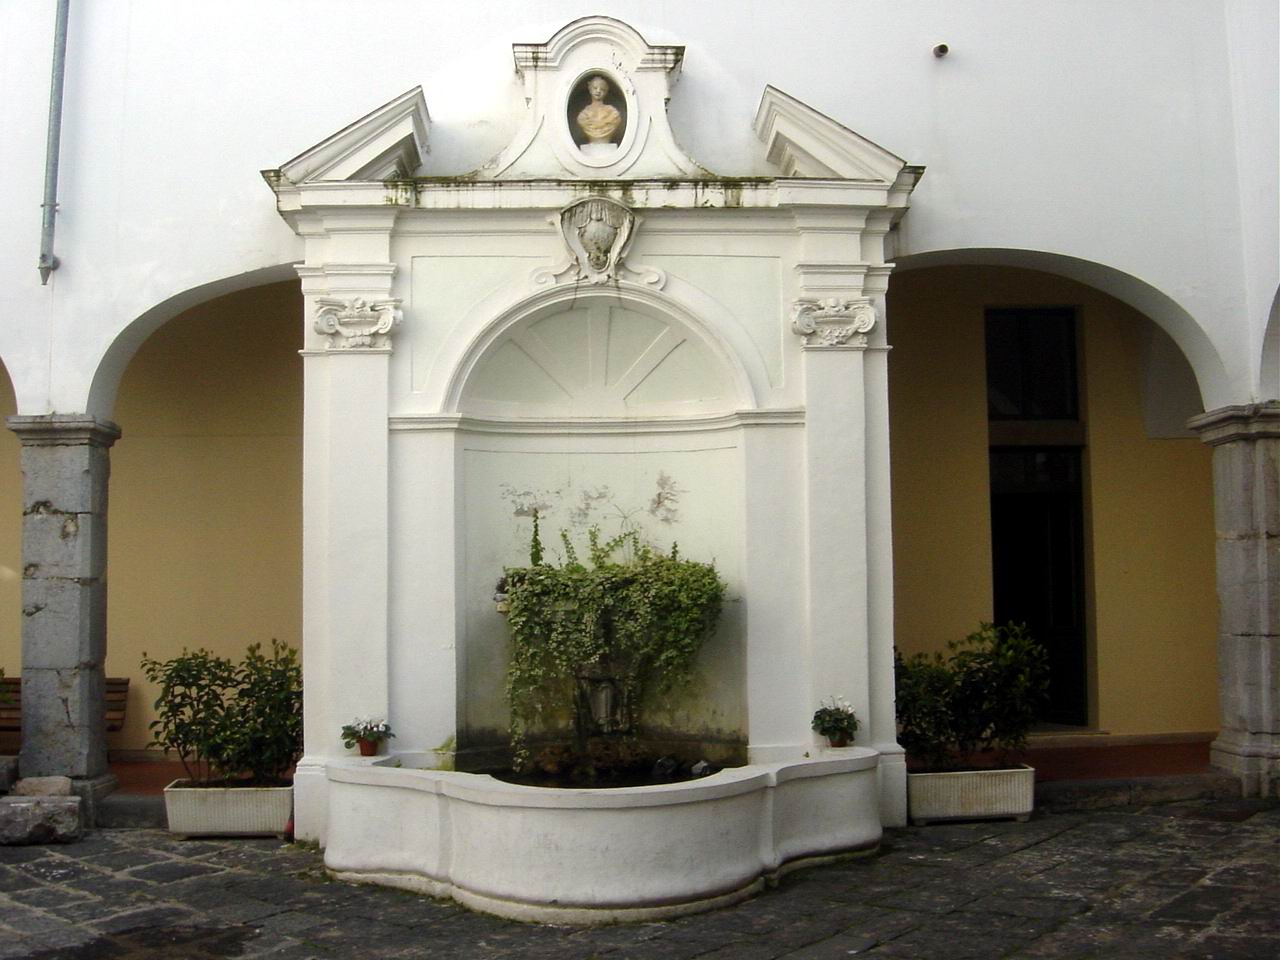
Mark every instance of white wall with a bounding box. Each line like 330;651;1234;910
0;1;1275;413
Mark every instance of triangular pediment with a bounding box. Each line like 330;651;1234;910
276;87;430;184
754;86;916;186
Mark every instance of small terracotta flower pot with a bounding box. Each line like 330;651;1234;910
358;738;378;757
827;734;850;748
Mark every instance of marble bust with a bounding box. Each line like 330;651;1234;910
575;75;622;149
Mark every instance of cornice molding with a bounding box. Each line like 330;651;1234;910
389;409;805;436
512;17;683;73
7;415;122;447
1188;401;1280;445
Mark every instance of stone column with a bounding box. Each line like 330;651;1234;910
6;415;121;785
1189;401;1280;797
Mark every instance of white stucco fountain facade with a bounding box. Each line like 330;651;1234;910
267;17;920;921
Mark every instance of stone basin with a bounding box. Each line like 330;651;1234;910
324;748;882;924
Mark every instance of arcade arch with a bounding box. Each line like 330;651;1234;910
886;261;1219;748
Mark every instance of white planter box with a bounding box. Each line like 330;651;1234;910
907;765;1035;825
163;780;293;837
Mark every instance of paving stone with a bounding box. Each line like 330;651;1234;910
1203;860;1278;886
13;855;104;885
960;892;1089;920
126;858;226;883
89;903;200;934
6;883;93;909
0;845;47;863
1150;885;1249;925
0;804;1270;958
0;941;38;960
1190;933;1280;960
81;845;173;870
253;908;334;936
43;895;138;923
0;865;36;892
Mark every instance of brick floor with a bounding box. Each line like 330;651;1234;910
0;798;1276;959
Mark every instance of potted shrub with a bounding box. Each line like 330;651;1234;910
501;515;724;780
341;717;395;756
812;696;859;747
895;622;1049;824
141;640;302;837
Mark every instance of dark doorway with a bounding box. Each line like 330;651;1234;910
985;308;1088;725
989;448;1087;724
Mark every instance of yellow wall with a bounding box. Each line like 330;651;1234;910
887;266;1219;735
0;267;1224;750
0;282;303;752
106;282;303;750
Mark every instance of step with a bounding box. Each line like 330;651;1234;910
95;793;167;829
1036;772;1241;812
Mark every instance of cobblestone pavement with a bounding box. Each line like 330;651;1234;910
0;799;1276;959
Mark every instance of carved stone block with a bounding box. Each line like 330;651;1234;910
0;795;83;845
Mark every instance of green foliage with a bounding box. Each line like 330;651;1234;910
141;640;302;787
503;523;724;772
233;641;304;784
340;717;395;749
811;696;859;740
895;622;1049;771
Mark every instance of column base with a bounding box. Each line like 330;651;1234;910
293;756;330;845
875;743;907;827
1211;737;1280;798
71;773;118;828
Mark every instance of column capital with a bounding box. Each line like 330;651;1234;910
1187;401;1280;446
312;296;403;351
6;415;121;448
791;297;877;349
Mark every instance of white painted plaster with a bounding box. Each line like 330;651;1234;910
0;3;1272;413
324;750;881;923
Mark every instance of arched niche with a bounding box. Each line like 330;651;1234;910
458;297;743;419
451;294;749;769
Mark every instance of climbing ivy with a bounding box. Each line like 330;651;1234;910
502;520;724;772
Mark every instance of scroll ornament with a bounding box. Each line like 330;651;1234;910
791;298;877;348
314;297;403;349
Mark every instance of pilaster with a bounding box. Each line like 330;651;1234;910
1189;401;1280;797
793;295;875;735
294;260;400;842
7;415;121;781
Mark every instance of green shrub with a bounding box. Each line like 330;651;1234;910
895;623;1049;771
502;519;724;773
141;640;302;787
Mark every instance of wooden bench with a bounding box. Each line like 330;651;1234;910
0;677;130;733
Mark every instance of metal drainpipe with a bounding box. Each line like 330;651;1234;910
38;0;72;285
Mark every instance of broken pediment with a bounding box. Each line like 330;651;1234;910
483;16;708;179
262;19;922;203
754;86;922;198
274;87;430;184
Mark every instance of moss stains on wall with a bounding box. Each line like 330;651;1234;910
887;266;1218;736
